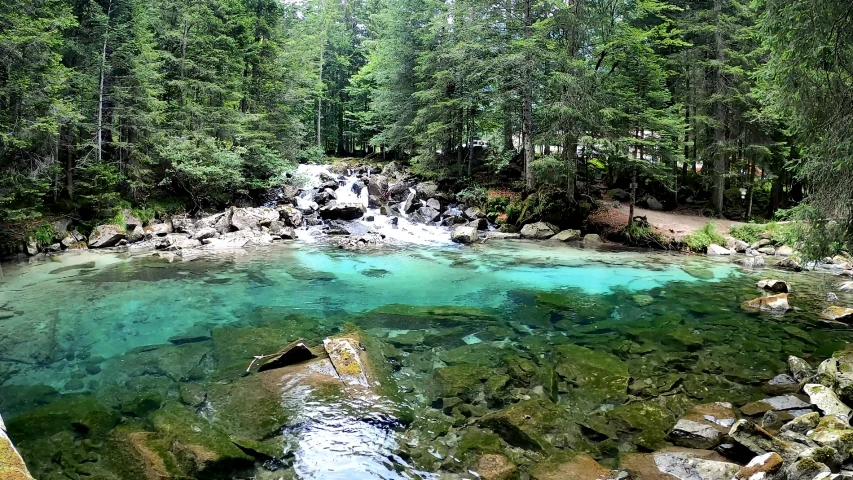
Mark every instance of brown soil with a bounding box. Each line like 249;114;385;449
590;204;744;242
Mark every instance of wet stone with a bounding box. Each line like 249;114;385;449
478;398;583;452
551;344;629;413
740;395;811;416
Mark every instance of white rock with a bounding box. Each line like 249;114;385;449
652;451;739;480
706;244;732;256
804;384;852;421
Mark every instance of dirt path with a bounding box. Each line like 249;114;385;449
592;205;744;241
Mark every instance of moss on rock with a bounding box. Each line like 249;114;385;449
551;344;629;412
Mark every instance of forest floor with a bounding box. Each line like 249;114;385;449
592;204;744;241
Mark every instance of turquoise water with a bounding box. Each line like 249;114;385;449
0;241;849;479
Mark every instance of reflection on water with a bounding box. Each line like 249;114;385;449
0;241;850;479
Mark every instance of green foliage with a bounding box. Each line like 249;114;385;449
783;204;848;262
297;146;327;165
621;223;664;246
729;223;764;244
456;186;488;209
683;223;726;252
531;156;567;189
26;223;57;247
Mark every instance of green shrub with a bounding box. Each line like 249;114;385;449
622;223;664;245
456;186;488;209
297;145;326;164
683;222;726;251
26;223;56;247
530;155;566;188
729;223;765;244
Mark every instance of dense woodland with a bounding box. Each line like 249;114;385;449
0;0;851;251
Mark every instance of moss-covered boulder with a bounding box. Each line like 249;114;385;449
454;427;505;463
205;371;295;441
530;454;611;480
151;402;253;478
211;326;301;379
552;344;629;412
535;290;611;322
606;401;676;451
101;425;185;479
0;385;59;418
432;365;493;401
6;395;119;443
438;344;510;367
478;399;583;452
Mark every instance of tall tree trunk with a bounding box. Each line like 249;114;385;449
522;0;534;189
564;136;576;201
712;0;726;215
97;0;114;164
317;47;323;149
746;152;755;221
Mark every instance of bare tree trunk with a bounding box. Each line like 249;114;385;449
746;152;755;221
712;0;726;215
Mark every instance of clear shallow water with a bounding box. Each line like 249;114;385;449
1;241;851;479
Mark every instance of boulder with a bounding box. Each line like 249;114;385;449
741;293;791;313
128;225;145;243
726;237;750;253
451;226;479;244
729;419;807;463
765;374;800;395
609;188;630;201
154;234;201;251
416;182;439;199
60;230;87;248
278;205;303;228
706;244;732;256
530;454;610;480
520;222;559;239
776;257;803;272
780;412;820;434
789;356;816;382
468;218;489;230
740;395;811;416
230;208;260;231
670;403;736;450
551;229;581;242
621;449;740;480
803;384;851;421
821;306;853;323
734;256;766;268
192;227;217;241
552;344;629;412
367;175;389;197
646;197;663;211
144;222;172;238
432;364;492;401
319;203;366;220
464;206;485;220
122;209;142;229
478;398;582;451
88;225;127;248
151;402;253;476
777;245;795;256
413;206;441;224
387;183;410;202
757;279;789;293
583;234;602;244
426;198;442;211
785;458;830;480
758;246;776;255
476;454;518;480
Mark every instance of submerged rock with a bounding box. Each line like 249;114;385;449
530;454;610;480
741;293;791;313
478;398;582;452
475;454;518;480
821;306;853;323
552;344;629;412
151;402;253;477
205;372;296;441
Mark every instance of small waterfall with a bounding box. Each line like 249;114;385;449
290;164;454;246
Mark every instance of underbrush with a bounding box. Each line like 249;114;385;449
619;222;669;248
683;222;726;251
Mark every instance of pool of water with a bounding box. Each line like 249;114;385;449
0;241;850;479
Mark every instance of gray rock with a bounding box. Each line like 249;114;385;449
777;257;804;272
520;222;559;239
765;374;800;395
781;412;820;434
367;175;389;197
758;246;776;255
740;395;811;416
670;419;724;449
426;198;441;211
414;206;441;224
468;218;488;230
278;205;304;228
729;419;807;463
651;451;739;480
319;203;366;220
707;244;732;256
24;239;38;255
464;206;485;220
60;230;86;248
552;229;582;242
122;209;142;229
88;225;126;248
803;384;852;421
154;234;202;251
451;226;479;244
734;255;766;268
128;225;145;243
785;458;830;480
726;237;750;253
777;245;795;256
583;234;602;244
415;181;438;199
144;221;173;238
192;227;217;241
645;197;663;211
789;356;816;382
610;189;630;201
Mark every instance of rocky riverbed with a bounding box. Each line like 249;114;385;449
4;239;853;479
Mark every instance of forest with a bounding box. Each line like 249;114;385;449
0;0;851;253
